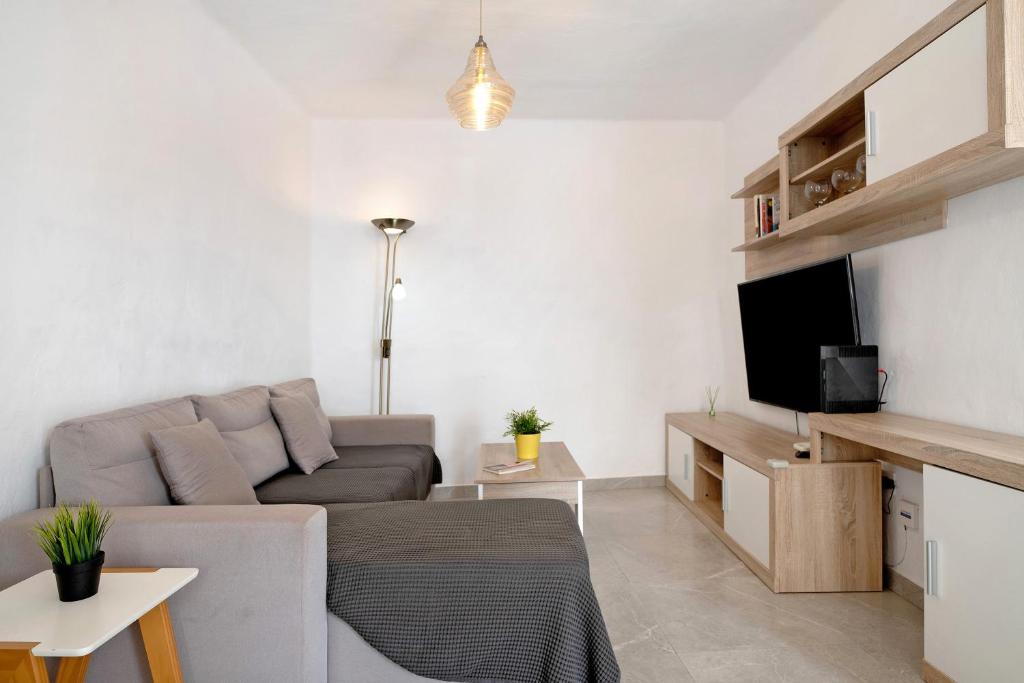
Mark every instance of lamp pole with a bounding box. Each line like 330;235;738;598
371;218;414;415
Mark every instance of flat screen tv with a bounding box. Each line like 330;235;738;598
737;256;861;413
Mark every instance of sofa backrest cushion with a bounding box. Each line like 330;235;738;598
269;393;338;474
270;378;332;442
191;386;289;486
50;397;198;506
150;419;260;505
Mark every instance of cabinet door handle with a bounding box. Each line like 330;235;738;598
684;453;690;480
722;477;729;512
925;540;938;596
866;110;878;156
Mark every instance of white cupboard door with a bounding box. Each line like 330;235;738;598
864;6;988;184
923;465;1024;682
667;426;694;500
723;455;770;568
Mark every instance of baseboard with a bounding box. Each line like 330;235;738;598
585;475;665;491
428;475;665;501
921;659;956;683
884;566;924;610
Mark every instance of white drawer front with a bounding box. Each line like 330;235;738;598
667;426;694;500
923;465;1024;682
723;455;770;567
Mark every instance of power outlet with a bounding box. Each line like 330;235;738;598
897;500;919;530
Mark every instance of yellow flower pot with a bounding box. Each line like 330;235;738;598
514;433;541;461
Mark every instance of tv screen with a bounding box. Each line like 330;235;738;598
737;256;861;413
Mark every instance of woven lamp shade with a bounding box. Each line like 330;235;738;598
445;38;515;130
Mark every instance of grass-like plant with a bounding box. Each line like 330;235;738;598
706;385;720;417
34;500;113;566
503;407;553;436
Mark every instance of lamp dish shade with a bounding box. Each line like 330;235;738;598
371;218;415;236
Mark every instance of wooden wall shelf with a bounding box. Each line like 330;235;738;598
731;231;781;252
732;0;1024;279
789;137;866;185
731;155;780;199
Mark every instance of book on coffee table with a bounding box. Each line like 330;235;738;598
482;461;536;475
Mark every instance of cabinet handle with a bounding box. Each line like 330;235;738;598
722;477;729;512
866;110;878;156
684;453;690;480
925;540;938;596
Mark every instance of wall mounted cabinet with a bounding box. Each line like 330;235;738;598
732;0;1024;279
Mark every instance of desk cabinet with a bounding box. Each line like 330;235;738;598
923;465;1024;682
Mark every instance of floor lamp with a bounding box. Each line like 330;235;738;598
372;218;414;415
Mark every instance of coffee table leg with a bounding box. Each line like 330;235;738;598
138;600;184;683
577;480;584;532
0;643;50;683
55;655;90;683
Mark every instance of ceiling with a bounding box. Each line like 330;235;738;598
198;0;837;120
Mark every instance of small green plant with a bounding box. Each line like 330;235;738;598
34;500;112;566
503;407;553;436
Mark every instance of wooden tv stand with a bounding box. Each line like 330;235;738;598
665;412;882;593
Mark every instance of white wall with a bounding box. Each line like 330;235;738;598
0;1;311;518
310;119;726;486
720;0;1024;586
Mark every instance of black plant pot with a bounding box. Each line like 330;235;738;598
52;551;104;602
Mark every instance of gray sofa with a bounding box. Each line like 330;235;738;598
0;378;442;683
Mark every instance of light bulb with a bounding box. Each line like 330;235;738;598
391;278;407;301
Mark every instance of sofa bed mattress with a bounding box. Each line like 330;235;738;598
255;466;418;504
322;445;440;500
323;498;620;683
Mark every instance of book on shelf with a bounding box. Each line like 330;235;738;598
483;461;536;475
753;193;781;238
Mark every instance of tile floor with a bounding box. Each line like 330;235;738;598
583;488;924;683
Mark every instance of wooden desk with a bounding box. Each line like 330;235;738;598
810;411;1024;491
0;567;197;683
809;411;1024;683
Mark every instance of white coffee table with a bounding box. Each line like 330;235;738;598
476;441;587;530
0;567;197;683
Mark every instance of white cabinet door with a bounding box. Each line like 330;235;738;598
864;6;988;184
724;455;770;567
666;426;694;500
923;465;1024;682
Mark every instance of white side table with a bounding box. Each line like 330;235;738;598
0;567;197;683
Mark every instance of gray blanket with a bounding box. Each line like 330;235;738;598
325;499;621;683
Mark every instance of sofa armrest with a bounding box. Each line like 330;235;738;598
330;414;435;449
0;504;327;683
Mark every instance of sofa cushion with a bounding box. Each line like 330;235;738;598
270;378;331;442
50;397;198;506
270;393;338;474
191;386;289;486
255;467;417;505
151;419;259;505
321;445;436;500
